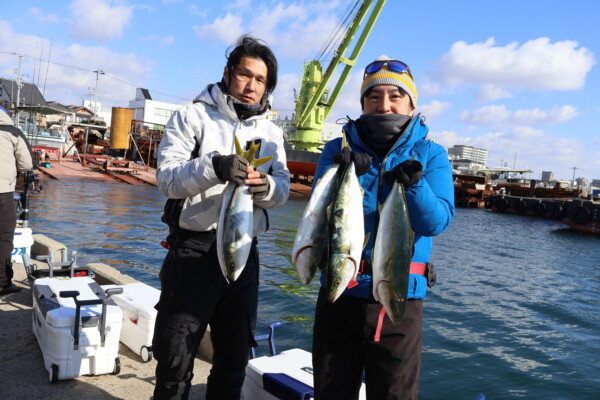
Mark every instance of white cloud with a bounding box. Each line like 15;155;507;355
0;21;153;106
460;105;511;127
460;104;579;128
427;37;595;96
509;126;544;139
194;13;244;45
193;1;353;60
28;7;63;24
69;0;134;42
420;100;452;119
512;105;579;126
477;83;513;102
271;73;299;118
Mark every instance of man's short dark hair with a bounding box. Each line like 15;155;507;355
226;35;278;96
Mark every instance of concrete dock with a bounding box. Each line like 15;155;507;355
0;237;211;399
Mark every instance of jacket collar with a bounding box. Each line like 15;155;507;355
193;83;272;122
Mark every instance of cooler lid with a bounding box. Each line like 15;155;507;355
35;277;122;328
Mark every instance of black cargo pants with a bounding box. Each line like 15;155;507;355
312;287;423;400
152;235;259;400
0;192;17;288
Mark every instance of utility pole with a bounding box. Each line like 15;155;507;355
513;152;517;169
572;166;577;188
93;69;105;115
14;54;24;127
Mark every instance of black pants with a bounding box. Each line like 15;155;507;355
0;192;16;288
312;287;423;400
152;236;259;400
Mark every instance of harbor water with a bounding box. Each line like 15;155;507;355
27;178;600;399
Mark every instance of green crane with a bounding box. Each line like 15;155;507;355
292;0;387;152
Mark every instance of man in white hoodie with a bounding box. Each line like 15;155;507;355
153;35;290;399
0;106;32;296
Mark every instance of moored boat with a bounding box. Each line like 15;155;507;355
486;194;600;234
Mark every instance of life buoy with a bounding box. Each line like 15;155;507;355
535;202;547;216
515;199;528;214
570;206;591;225
497;197;509;211
549;203;564;219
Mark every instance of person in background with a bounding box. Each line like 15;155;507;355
152;35;290;399
0;106;33;296
311;56;455;399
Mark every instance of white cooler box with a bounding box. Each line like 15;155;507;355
242;348;366;400
32;276;123;382
12;226;33;263
102;282;160;362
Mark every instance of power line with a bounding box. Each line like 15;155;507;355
0;50;190;102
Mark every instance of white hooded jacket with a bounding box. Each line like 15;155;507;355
156;83;290;234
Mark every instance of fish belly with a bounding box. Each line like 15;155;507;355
292;165;339;284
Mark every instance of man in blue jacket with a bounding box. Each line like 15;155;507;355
311;56;455;399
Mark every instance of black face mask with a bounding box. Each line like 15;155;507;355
218;80;269;120
357;114;412;159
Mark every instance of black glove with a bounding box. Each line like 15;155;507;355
383;159;423;187
213;154;248;185
248;171;270;200
332;147;372;176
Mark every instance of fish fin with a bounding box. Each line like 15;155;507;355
341;131;349;150
250;155;273;168
362;232;370;250
234;136;245;157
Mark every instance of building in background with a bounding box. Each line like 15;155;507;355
541;171;554;181
128;88;181;130
447;144;488;173
448;145;488;166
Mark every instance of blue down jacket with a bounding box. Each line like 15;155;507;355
314;115;455;299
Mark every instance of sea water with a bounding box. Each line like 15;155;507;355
27;178;600;399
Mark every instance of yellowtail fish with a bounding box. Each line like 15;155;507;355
326;160;365;302
372;179;414;324
291;164;340;284
217;137;271;283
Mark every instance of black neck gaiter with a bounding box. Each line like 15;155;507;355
356;114;412;159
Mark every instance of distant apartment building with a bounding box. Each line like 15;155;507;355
447;145;488;171
591;179;600;188
541;171;554;181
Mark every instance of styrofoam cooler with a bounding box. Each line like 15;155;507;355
32;276;123;382
11;226;34;263
242;348;366;400
102;282;160;362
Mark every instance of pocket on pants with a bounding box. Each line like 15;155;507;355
153;313;200;372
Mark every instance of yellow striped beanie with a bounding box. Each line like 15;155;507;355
360;55;418;108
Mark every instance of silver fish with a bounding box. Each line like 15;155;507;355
326;161;365;302
372;180;414;324
216;137;271;283
292;164;340;284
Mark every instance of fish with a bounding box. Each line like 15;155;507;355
291;164;340;284
371;180;414;324
216;137;272;283
326;160;366;302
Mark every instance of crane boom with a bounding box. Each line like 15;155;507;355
292;0;387;151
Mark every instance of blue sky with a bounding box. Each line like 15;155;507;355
1;0;598;181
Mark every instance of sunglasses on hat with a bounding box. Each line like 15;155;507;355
364;60;412;78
